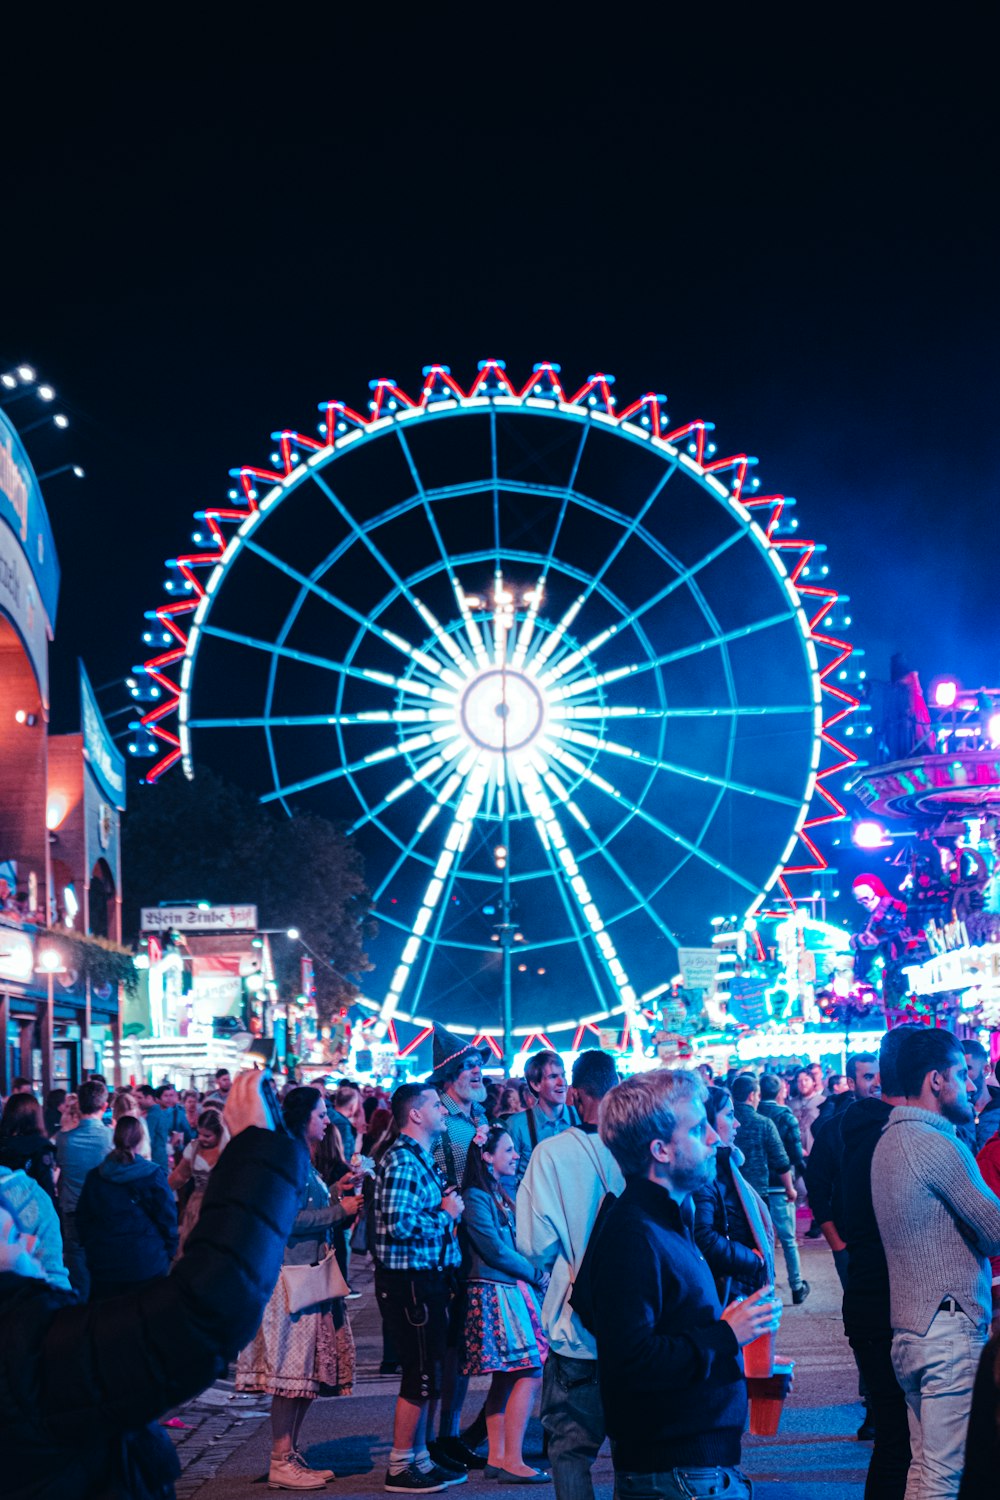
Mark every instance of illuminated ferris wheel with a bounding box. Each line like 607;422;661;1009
136;361;856;1049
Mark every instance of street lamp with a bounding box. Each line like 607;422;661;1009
35;948;66;1095
37;464;85;482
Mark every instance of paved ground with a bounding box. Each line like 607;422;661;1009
166;1234;871;1499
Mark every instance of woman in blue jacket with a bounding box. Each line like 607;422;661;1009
76;1114;178;1300
460;1125;549;1484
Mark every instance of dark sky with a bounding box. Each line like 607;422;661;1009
4;15;998;742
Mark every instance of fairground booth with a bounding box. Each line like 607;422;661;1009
0;401;129;1095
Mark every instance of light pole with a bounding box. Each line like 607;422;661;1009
35;948;66;1095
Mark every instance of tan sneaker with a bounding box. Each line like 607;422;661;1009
268;1454;328;1489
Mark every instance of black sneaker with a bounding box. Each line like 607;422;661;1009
856;1414;876;1442
426;1466;467;1489
433;1438;487;1472
427;1444;467;1476
804;1223;823;1240
384;1466;449;1493
792;1280;811;1305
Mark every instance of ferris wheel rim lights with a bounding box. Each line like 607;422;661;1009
138;361;858;1041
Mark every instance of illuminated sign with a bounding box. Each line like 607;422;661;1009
0;926;35;983
141;904;258;932
904;943;1000;997
0;408;59;630
80;661;126;809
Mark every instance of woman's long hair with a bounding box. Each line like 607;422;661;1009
705;1085;733;1128
461;1124;515;1217
282;1085;323;1143
0;1094;45;1139
109;1114;144;1164
314;1116;348;1185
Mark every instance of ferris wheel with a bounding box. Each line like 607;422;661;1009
136;361;857;1049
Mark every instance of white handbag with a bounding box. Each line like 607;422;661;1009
280;1251;351;1314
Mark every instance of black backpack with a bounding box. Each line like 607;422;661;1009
563;1131;618;1334
568;1188;617;1333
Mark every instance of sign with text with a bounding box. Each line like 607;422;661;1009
0;512;50;698
141;904;258;933
80;660;126;809
0;408;59;630
726;975;771;1028
677;946;721;990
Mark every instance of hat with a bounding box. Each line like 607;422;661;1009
425;1025;490;1086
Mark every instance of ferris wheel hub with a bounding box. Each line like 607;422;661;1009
458;667;547;755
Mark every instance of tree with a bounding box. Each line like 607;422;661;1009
121;767;374;1018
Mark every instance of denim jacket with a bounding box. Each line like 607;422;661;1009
462;1186;545;1288
284;1165;347;1267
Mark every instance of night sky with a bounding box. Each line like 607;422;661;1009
4;19;998;745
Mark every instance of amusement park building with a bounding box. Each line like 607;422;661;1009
0;403;126;1095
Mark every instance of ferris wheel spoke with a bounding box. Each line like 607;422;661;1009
244;539;458;687
532;756;681;948
625;530;747;631
571;462;679;615
395;431;482;665
310;469;453;649
527;798;618;1015
380;764;490;1021
553;726;802;808
367;761;473;899
198;622;418;689
548;609;796;703
188;709;441;730
401;829;474;1022
544;742;760;895
520;762;637;1012
260;730;442;805
491;411;501;572
557;703;814;721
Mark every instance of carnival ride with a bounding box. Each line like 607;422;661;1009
129;362;858;1055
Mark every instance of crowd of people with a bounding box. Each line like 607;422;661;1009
3;1026;1000;1499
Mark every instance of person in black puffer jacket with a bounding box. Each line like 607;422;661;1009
693;1086;771;1305
76;1115;179;1300
0;1092;57;1204
0;1071;306;1500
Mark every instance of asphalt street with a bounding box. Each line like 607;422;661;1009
166;1231;872;1500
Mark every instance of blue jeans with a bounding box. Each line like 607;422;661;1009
541;1352;606;1500
767;1192;803;1292
615;1468;752;1499
891;1306;987;1500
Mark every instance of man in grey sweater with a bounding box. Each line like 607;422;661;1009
872;1027;1000;1499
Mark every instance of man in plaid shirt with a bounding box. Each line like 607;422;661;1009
374;1083;466;1494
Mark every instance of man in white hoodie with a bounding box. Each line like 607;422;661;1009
516;1050;623;1500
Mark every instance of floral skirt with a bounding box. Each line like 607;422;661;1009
235;1276;356;1398
460;1278;547;1376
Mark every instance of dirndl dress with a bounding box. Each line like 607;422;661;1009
235;1167;356;1398
460;1277;547;1376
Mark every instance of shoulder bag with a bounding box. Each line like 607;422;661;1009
281;1248;351;1313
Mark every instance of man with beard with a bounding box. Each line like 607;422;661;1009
872;1027;1000;1499
591;1070;780;1500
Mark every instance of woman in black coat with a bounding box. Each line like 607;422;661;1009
693;1085;770;1305
76;1115;179;1300
0;1092;57;1204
